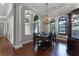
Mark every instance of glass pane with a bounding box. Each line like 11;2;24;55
50;20;55;33
32;22;39;33
59;17;66;34
71;15;79;39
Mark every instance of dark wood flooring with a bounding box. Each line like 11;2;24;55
0;37;14;56
0;37;68;56
15;42;68;56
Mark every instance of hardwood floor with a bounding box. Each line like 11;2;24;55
0;37;14;56
0;37;68;56
15;42;68;56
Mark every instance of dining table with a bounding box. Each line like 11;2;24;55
36;32;52;49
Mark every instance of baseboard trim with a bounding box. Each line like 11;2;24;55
21;40;33;45
14;40;33;49
14;44;23;49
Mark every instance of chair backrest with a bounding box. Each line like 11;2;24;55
49;32;52;36
53;33;56;41
33;33;36;41
48;33;52;40
48;32;56;41
33;33;38;42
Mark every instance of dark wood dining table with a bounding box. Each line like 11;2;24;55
36;33;52;48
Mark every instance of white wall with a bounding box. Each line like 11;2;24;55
5;4;14;45
21;6;33;43
0;18;7;37
13;4;35;48
13;4;22;48
7;15;14;45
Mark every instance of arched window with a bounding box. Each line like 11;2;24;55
50;19;55;33
25;10;31;35
58;16;66;35
32;15;40;33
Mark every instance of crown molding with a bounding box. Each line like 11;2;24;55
6;3;13;18
0;4;13;19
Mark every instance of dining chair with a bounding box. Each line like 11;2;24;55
46;32;56;47
52;33;56;42
46;33;53;45
33;33;38;47
33;33;43;49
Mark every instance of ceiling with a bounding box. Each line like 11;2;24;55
0;3;11;17
0;3;79;19
20;3;79;18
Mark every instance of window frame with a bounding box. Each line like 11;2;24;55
58;16;67;35
49;19;56;33
32;15;40;33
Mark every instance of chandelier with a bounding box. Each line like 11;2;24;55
43;3;49;25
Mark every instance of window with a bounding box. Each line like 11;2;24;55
50;19;55;33
25;10;31;35
33;22;40;33
25;23;31;35
58;17;66;35
32;15;40;33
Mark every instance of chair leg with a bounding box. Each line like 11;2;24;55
33;42;35;49
33;42;39;51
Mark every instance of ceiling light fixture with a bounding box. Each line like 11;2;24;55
43;3;49;25
26;11;30;17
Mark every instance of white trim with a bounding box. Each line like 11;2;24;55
7;4;13;17
14;44;23;49
14;39;33;49
21;40;33;45
23;6;42;17
14;40;33;49
19;5;22;47
0;16;7;19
